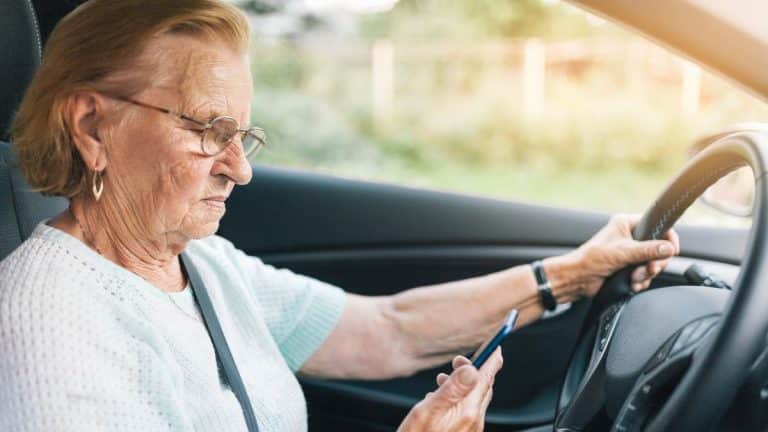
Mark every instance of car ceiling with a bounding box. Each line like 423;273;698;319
569;0;768;103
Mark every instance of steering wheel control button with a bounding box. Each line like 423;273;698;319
600;323;613;342
614;388;653;432
599;337;609;352
599;304;622;339
670;321;700;354
644;335;677;374
670;316;719;356
688;318;718;344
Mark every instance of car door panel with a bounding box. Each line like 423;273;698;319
267;246;588;430
221;165;746;264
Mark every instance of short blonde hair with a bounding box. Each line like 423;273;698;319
11;0;250;197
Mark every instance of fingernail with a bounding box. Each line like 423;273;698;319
633;267;647;282
658;243;672;256
457;367;475;386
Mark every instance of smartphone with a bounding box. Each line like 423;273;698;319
470;309;519;368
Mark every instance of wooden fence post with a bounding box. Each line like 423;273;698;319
372;39;395;130
522;38;546;118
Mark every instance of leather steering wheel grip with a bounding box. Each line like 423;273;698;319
633;133;766;242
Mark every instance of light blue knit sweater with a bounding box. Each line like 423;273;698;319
0;223;346;431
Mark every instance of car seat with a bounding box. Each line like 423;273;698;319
0;0;67;261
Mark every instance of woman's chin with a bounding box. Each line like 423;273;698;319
183;215;223;240
178;203;228;240
187;222;220;240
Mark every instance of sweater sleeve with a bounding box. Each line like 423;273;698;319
0;256;192;432
212;237;347;372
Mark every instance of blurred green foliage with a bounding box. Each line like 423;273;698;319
248;1;768;221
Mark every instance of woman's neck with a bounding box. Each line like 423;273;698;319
49;197;188;292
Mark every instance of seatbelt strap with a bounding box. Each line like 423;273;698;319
181;253;261;432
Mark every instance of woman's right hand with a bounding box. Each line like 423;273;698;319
397;349;503;432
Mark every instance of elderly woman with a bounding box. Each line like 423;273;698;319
0;1;678;431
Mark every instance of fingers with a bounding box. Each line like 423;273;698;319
434;350;503;402
630;263;655;292
422;350;502;431
453;355;471;369
626;239;675;264
435;355;480;388
430;364;480;408
464;349;503;407
663;228;681;254
436;373;449;387
433;355;472;388
477;348;503;378
614;214;680;258
437;354;480;387
631;266;648;283
479;384;494;415
630;278;652;293
631;257;674;292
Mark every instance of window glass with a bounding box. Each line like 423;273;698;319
242;0;767;227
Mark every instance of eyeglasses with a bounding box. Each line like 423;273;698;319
106;95;266;157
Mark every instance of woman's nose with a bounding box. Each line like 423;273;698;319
213;139;253;185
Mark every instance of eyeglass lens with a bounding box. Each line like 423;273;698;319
203;117;265;157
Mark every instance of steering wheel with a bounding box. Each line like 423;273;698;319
553;130;768;432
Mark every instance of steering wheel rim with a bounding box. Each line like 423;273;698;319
554;130;768;431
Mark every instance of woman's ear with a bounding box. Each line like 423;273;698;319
66;91;109;172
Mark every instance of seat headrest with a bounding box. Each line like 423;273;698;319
0;0;42;141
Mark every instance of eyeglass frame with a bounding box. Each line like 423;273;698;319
103;94;266;157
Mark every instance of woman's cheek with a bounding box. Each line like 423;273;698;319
166;157;210;195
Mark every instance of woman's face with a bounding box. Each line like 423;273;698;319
102;35;253;245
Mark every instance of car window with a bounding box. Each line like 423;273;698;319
241;0;767;228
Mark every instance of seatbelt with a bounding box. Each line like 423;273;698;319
181;253;261;432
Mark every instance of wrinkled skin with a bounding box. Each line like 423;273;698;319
51;34;252;292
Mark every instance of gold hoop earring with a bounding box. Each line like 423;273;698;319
92;170;104;201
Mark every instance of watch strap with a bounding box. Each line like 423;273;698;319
532;260;557;311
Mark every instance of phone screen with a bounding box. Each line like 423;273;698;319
470;309;519;368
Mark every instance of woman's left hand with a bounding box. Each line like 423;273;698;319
547;214;680;299
397;351;503;432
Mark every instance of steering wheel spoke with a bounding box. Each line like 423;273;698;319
555;302;627;431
